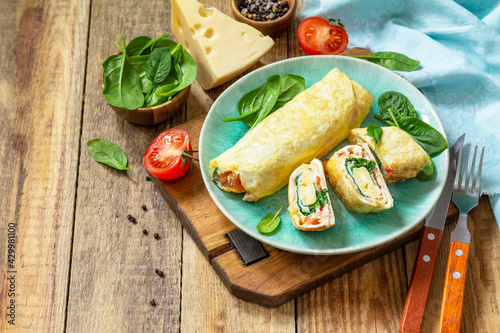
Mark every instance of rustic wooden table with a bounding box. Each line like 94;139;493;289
1;0;499;332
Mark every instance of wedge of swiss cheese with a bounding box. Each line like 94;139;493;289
171;0;275;90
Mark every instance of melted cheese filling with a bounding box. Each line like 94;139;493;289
353;167;381;198
297;171;317;206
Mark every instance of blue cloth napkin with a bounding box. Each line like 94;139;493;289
299;0;500;227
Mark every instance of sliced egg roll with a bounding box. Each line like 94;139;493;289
325;144;393;213
210;68;374;201
288;158;335;231
348;127;432;183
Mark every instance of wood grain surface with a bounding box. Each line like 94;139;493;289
0;0;499;332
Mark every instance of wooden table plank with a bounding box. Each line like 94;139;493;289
181;231;295;333
0;0;89;331
65;1;184;332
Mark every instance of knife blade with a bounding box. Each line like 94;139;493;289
425;134;465;229
399;134;465;333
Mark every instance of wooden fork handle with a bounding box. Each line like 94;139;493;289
439;241;470;333
400;226;443;333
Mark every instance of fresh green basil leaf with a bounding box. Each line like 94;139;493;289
377;91;417;125
155;46;197;98
146;47;172;84
351;52;420;71
250;74;282;130
256;206;283;234
127;55;153;94
126;36;152;56
367;123;383;154
416;161;434;181
87;139;130;171
102;45;144;110
398;117;448;156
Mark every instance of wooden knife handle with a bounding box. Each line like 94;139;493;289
439;241;470;333
400;226;443;333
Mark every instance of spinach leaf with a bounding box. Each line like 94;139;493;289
376;91;417;125
416;161;434;181
272;74;305;110
127;55;153;94
155;46;197;98
398;117;448;156
136;33;170;55
256;206;283;234
250;74;282;130
146;47;172;84
223;83;266;124
223;74;305;127
367;123;383;154
126;36;152;56
350;52;420;71
146;77;178;107
102;38;144;110
87;139;130;171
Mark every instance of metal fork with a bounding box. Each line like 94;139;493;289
439;144;485;333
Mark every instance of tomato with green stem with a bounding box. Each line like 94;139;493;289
143;129;198;180
298;17;348;55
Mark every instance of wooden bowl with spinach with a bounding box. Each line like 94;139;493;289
101;34;197;125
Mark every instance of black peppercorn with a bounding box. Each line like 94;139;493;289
154;233;160;239
150;299;156;306
142;205;147;211
142;229;148;235
146;176;151;181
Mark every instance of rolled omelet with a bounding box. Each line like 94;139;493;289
288;158;334;231
348;127;432;183
325;144;393;213
209;68;374;201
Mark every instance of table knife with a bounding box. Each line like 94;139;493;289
399;134;465;333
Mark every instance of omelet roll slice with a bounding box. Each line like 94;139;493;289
325;144;393;213
348;127;432;183
288;158;335;231
210;68;374;201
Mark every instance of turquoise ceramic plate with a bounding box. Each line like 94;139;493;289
199;55;448;255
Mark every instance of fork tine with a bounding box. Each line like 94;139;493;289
454;141;464;190
467;146;478;192
459;145;470;191
474;147;485;194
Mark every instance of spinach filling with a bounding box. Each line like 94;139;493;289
295;173;329;216
212;167;222;188
345;158;377;198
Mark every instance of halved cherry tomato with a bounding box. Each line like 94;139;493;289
298;17;348;55
143;129;197;180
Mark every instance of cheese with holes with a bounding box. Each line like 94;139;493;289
171;0;274;90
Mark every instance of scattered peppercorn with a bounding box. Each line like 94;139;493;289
127;214;132;221
150;299;156;306
154;233;160;239
146;176;151;181
155;269;164;277
130;216;136;223
142;205;147;211
239;0;289;22
142;229;148;236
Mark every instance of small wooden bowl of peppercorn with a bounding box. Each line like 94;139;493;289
231;0;296;38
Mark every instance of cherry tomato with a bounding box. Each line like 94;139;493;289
143;129;197;180
298;17;348;55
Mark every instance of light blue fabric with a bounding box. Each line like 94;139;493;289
299;0;500;227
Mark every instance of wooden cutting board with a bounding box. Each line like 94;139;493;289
152;48;458;308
